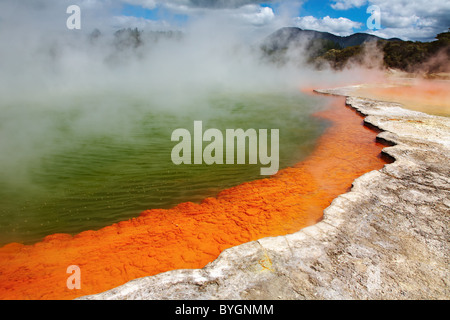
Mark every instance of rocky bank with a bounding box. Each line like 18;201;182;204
80;86;450;300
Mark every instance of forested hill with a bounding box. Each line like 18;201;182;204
261;27;401;52
261;27;450;74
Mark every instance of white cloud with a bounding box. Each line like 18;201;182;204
329;0;449;40
294;15;362;36
238;5;274;26
331;0;367;10
367;24;441;41
120;1;277;27
1;0;448;41
366;0;449;40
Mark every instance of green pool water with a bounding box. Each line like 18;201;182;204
0;88;329;245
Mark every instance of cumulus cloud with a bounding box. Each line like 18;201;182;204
0;0;281;33
331;0;450;41
375;0;448;25
118;0;279;29
294;15;362;36
331;0;367;10
367;8;442;40
238;5;275;26
328;0;449;40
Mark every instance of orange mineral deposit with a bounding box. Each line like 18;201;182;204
0;95;389;300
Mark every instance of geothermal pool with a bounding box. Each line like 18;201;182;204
0;89;328;245
0;92;389;300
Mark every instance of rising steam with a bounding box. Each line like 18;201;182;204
0;3;383;190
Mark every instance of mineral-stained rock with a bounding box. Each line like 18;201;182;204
79;87;450;300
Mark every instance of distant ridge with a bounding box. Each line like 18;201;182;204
262;27;402;51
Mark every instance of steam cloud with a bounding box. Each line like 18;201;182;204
0;1;378;189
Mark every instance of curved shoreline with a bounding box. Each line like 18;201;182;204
80;86;450;300
0;94;388;300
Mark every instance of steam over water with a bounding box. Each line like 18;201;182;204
0;85;329;244
0;8;351;245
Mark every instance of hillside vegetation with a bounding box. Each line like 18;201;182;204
262;28;450;74
317;31;450;73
